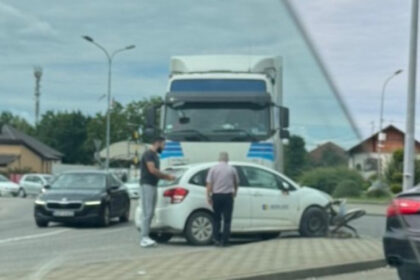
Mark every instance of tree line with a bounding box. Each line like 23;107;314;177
0;97;162;165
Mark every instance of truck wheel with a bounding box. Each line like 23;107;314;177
150;232;173;243
185;211;214;246
35;218;49;228
299;207;328;237
99;205;110;227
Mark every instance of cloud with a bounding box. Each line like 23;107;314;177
0;1;57;39
1;0;413;147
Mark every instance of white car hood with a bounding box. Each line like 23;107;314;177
0;182;19;189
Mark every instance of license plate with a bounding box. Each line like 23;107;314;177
53;210;74;217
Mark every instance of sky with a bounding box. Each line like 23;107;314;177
0;0;415;149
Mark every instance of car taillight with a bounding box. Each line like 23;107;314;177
163;187;189;204
387;198;420;217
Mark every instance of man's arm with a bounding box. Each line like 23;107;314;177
146;161;175;181
206;169;213;205
233;169;239;197
206;182;213;205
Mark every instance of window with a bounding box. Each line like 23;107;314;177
190;167;246;187
241;166;279;190
189;169;209;186
51;173;106;189
25;176;35;182
33;176;42;184
109;175;122;187
164;102;270;142
0;175;8;182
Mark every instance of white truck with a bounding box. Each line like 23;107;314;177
145;55;289;172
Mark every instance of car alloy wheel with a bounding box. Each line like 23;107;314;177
299;207;328;237
185;212;214;245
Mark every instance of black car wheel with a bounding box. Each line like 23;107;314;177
35;218;49;228
185;211;214;246
150;232;173;243
120;205;130;223
299;207;328;237
99;205;111;227
398;267;419;280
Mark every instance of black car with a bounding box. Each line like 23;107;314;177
383;187;420;280
34;171;130;227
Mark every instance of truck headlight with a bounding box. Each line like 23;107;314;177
84;201;101;206
34;199;46;205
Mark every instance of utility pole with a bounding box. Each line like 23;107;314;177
82;36;135;170
403;0;419;191
33;66;43;126
377;69;403;180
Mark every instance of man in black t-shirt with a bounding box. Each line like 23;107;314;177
139;136;175;248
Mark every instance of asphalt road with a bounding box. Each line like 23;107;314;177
0;196;388;278
0;197;214;276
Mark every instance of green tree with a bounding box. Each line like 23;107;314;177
37;111;93;164
385;149;420;193
284;135;308;179
299;167;365;195
0;111;35;135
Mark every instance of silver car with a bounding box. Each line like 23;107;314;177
19;174;53;197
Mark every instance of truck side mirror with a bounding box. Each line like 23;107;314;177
279;106;290;139
145;106;157;129
279;106;289;129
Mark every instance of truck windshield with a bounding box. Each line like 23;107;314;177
164;102;270;142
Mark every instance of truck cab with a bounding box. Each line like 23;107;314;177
146;55;289;171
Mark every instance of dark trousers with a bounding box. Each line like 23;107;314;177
212;193;234;245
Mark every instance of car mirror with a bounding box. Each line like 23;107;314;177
279;182;290;192
44;184;51;189
108;185;119;191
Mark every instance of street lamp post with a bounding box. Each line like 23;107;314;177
377;69;403;179
82;36;135;170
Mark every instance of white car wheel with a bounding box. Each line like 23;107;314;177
185;212;214;246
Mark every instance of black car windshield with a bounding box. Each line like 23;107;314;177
164;102;270;142
51;173;106;189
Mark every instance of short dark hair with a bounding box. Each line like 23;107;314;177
152;136;165;143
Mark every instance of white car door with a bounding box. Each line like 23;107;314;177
240;166;297;230
188;168;251;231
22;175;34;195
32;176;44;195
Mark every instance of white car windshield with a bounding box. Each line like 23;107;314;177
0;175;9;182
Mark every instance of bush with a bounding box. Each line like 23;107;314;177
391;172;403;183
390;183;402;194
333;180;363;198
366;188;392;198
299;167;365;195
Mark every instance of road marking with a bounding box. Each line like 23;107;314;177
0;229;69;245
26;255;66;280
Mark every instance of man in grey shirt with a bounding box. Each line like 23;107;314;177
206;152;239;246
